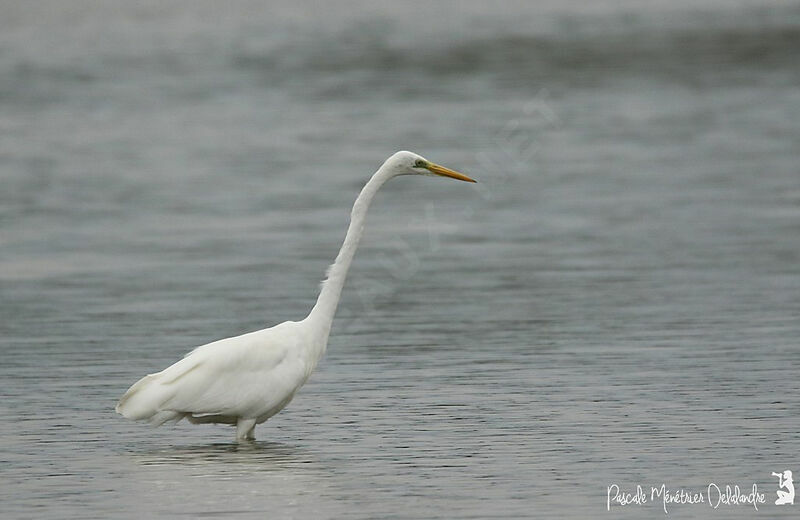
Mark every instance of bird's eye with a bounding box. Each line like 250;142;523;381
414;160;424;167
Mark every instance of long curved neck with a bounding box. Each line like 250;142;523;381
306;165;395;332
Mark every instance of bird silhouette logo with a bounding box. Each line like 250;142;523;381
772;470;795;506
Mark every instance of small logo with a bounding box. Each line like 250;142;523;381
772;470;794;506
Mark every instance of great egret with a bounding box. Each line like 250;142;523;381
116;151;476;441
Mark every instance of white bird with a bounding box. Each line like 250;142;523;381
116;151;476;441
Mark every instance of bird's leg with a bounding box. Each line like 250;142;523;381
236;418;257;442
246;422;256;441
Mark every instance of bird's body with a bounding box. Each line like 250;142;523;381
116;151;475;441
116;322;318;439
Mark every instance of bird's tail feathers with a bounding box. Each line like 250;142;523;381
116;372;182;425
116;357;206;425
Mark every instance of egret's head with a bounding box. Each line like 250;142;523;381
386;151;476;183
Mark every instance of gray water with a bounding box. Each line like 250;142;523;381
2;1;799;518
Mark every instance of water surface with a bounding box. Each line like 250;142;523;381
2;1;799;518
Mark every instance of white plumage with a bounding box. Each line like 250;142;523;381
117;323;314;439
116;151;476;441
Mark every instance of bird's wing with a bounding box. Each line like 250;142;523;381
116;323;308;422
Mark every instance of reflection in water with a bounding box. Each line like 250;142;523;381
117;441;346;518
130;441;319;477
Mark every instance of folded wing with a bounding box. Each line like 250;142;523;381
116;324;307;426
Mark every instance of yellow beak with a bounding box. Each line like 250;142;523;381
425;162;477;183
